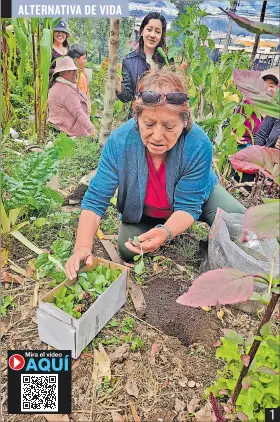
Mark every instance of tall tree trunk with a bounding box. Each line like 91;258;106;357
250;1;267;68
2;21;10;126
99;19;120;145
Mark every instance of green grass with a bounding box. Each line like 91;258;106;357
58;138;101;189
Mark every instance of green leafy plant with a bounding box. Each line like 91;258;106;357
206;333;279;421
132;236;145;275
36;239;73;284
121;316;135;333
176;146;280;419
52;265;122;318
1;295;16;316
168;4;251;172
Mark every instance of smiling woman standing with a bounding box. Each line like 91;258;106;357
116;12;169;115
49;20;70;76
65;69;245;278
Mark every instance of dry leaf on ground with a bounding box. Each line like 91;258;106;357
43;415;69;422
129;400;141;422
111;412;124;422
109;344;130;364
126;378;139;398
201;306;211;312
1;271;24;285
92;343;111;382
26;258;36;277
149;343;159;365
195;402;216;422
188;380;196;388
71;358;80;371
178;376;188;388
187;397;200;413
174;398;185;412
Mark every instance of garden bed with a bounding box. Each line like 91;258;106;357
1;218;261;422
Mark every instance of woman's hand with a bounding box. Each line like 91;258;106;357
275;137;280;150
125;227;169;255
65;247;94;280
116;76;122;93
236;138;247;145
90;125;97;138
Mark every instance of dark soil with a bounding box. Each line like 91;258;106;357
143;274;221;348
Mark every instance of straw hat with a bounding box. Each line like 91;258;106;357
261;67;279;85
53;56;78;75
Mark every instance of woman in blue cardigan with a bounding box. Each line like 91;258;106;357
65;69;244;279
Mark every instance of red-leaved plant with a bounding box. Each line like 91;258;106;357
177;145;280;415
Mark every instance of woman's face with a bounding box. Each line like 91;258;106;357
138;107;185;156
54;31;67;44
141;19;163;53
61;70;78;84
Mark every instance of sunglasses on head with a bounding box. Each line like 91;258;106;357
137;91;189;105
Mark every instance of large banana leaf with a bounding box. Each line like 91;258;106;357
40;28;52;110
220;8;280;37
233;69;280;119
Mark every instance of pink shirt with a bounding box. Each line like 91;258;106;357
47;81;95;137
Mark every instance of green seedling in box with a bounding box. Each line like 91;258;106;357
53;265;122;319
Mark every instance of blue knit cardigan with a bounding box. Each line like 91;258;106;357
81;119;218;222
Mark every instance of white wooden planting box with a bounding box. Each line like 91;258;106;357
37;258;128;359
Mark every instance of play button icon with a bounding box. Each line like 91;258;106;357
9;354;25;371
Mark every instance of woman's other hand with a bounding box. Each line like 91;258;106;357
125;227;169;255
65;247;94;280
90;125;97;138
116;76;122;93
275;137;280;149
236;138;247;145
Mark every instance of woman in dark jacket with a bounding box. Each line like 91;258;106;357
254;116;280;149
116;12;169;107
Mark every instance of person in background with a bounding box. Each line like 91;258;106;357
116;12;170;116
64;69;245;278
233;68;279;149
68;44;91;114
50;20;70;76
254;117;280;149
253;67;280;149
47;57;96;138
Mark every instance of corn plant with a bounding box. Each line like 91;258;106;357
2;18;59;142
1;20;10;125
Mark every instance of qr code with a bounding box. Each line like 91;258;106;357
21;374;58;412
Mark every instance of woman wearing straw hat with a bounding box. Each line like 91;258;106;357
47;56;96;138
50;20;71;76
